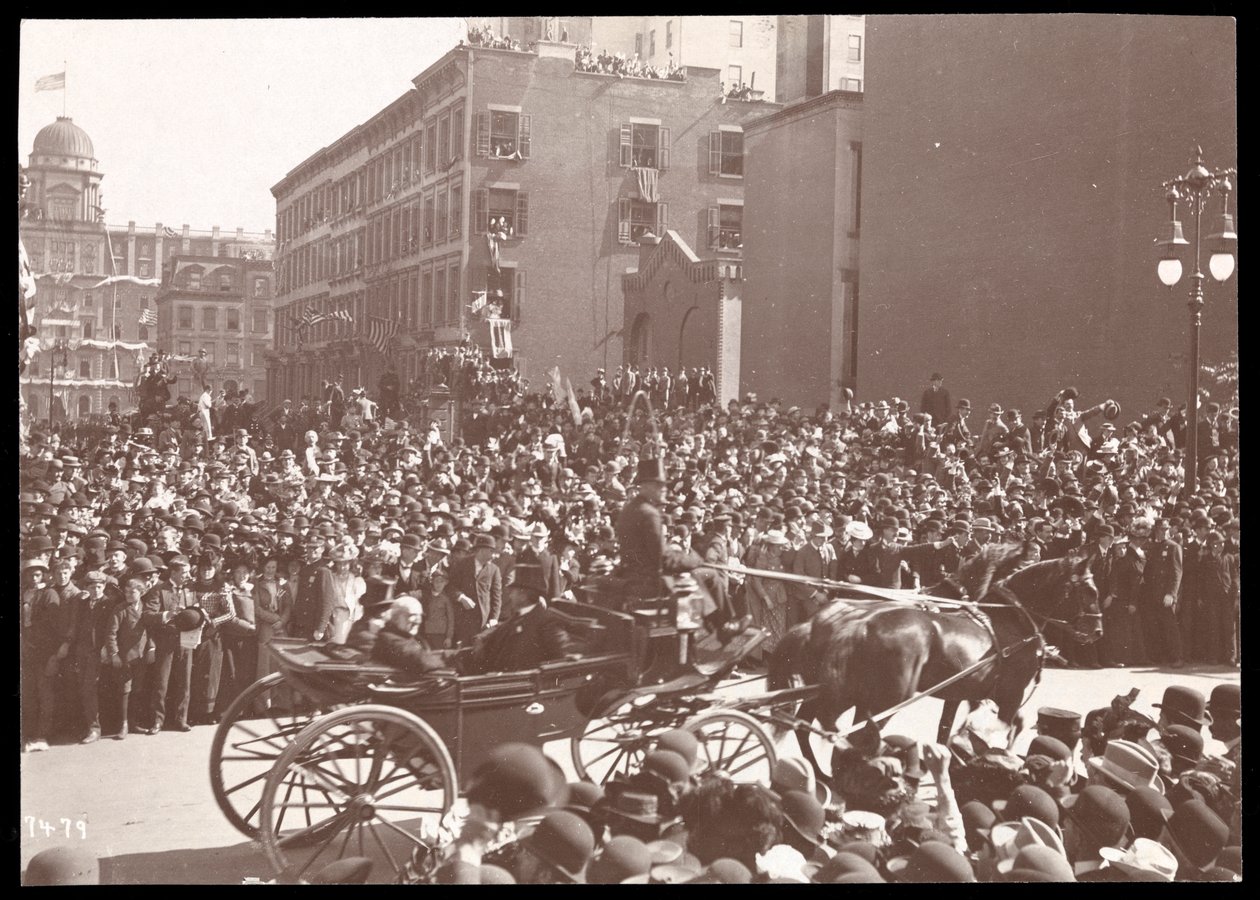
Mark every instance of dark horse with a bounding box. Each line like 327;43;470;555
767;544;1103;781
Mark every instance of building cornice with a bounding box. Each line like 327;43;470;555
743;89;862;134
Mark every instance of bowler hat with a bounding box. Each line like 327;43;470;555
1207;683;1239;722
521;810;595;882
655;729;701;773
509;563;549;600
888;841;975;882
170;607;207;631
1001;785;1060;828
1152;685;1212;728
472;533;497;551
1125;786;1173;840
587;835;653;884
1102;399;1122;421
1165;799;1229;869
1163;724;1204;768
23;847;99;885
465;743;565;820
1002;845;1075;882
780;790;826;846
1062;785;1130;848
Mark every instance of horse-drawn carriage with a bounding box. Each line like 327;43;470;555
208;592;777;883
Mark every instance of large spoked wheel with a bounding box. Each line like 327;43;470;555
684;709;778;783
210;672;322;842
259;705;457;884
571;694;685;786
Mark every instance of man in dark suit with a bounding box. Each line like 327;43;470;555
450;534;502;647
291;539;338;641
142;556;195;733
1139;518;1184;667
473;564;575;673
517;522;563;600
919;373;952;428
389;533;429;597
614;458;703;601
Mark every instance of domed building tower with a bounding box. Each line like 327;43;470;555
24;116;103;224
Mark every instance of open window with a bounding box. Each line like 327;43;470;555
486;267;525;323
618;198;668;244
620;122;670;169
473;188;529;236
708;203;743;251
477;110;531;160
708;127;744;177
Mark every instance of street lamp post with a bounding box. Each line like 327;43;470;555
47;338;70;431
1155;146;1237;497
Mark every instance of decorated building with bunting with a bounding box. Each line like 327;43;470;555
267;32;776;405
19;116;276;421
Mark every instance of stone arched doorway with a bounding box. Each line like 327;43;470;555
628;313;651;367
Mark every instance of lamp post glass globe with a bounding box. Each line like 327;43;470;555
1208;252;1236;282
1157;257;1184;286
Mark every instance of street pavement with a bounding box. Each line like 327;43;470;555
19;663;1240;884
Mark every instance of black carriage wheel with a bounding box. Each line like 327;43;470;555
683;709;778;784
571;695;684;786
210;672;332;842
259;705;457;884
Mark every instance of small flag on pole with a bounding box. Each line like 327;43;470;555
35;72;66;92
138;309;158;327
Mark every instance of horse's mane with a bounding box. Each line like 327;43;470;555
956;541;1031;600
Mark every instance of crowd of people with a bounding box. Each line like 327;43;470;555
20;359;1240;881
463;24;528;53
371;673;1238;884
575;46;686;81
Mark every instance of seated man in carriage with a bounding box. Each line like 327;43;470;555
348;580;458;677
469;563;577;673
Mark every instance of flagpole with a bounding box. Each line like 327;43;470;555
63;60;67;117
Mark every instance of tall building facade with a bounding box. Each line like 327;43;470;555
267;39;775;401
156;254;277;402
776;15;866;102
857;15;1236;416
741;90;863;408
591;16;779;98
20;115;276;421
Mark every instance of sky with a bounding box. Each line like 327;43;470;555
19;18;467;233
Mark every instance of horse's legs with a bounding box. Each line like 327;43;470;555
793;699;826;783
937;699;962;745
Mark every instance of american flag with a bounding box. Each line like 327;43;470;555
138;308;158;327
361;316;399;354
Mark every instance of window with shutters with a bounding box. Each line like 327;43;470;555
487;267;524;323
450;104;464;163
423;193;436;246
474;188;529;237
433;266;447;327
203;307;217;330
476;110;532;160
438;115;451;170
226;308;240;331
436;190;449;244
619;122;669;169
450;182;463;239
708;203;743;251
617;198;668;244
708;128;744;177
425;121;438;173
421;268;433;325
447;260;461;325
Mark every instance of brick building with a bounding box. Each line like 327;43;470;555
155;254;277;402
621;231;744;406
775;15;867;102
741;90;863;409
267;38;775;403
857;15;1237;416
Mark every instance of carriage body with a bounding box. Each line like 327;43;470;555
209;594;774;883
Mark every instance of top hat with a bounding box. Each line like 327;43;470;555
635;457;666;484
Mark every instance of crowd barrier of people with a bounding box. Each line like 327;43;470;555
20;363;1240;882
575;46;686;81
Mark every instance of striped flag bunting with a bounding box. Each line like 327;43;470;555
138;308;158;327
361;316;399;354
490;318;512;359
